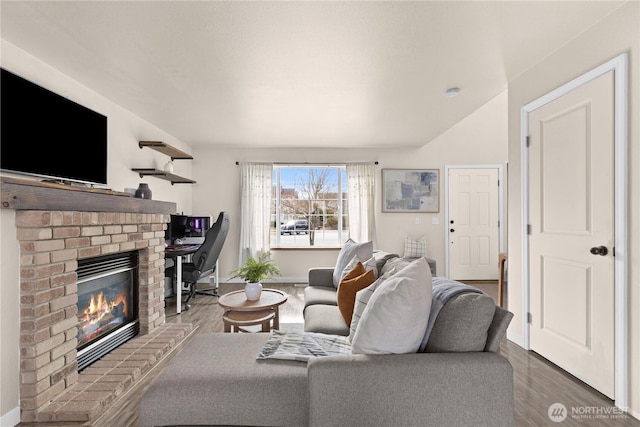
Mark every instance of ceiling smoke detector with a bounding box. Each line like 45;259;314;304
445;87;460;97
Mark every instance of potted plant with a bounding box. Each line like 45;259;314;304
230;252;280;300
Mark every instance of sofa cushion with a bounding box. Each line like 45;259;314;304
403;234;428;258
351;258;433;354
418;278;484;351
304;304;350;336
423;292;496;353
304;285;337;309
342;261;365;280
379;256;411;277
332;239;373;287
372;250;399;275
341;254;377;279
139;333;308;427
382;255;437;277
348;269;396;341
337;266;376;326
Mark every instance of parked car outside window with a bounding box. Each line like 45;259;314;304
280;220;309;235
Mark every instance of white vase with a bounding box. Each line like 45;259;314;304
244;282;262;301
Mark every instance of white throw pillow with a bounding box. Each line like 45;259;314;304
403;235;428;258
333;239;373;288
348;269;395;341
351;257;433;354
341;254;378;281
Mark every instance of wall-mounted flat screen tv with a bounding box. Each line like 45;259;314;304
1;68;108;186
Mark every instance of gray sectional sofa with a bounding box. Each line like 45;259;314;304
304;253;436;336
140;252;515;427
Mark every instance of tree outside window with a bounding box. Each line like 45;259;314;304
272;166;347;247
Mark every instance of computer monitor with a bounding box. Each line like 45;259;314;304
166;214;188;243
184;216;211;238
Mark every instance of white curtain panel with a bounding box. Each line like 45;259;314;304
238;162;273;266
346;163;377;246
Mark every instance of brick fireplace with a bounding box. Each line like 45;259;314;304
2;178;193;423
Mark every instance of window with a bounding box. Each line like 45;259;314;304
272;166;348;248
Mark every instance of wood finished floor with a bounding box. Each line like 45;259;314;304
19;282;639;427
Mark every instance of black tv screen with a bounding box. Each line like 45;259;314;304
1;68;108;185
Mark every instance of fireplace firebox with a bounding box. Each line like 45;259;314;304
76;251;139;371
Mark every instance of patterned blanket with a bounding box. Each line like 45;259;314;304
257;331;352;362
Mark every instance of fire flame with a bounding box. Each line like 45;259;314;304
82;291;128;325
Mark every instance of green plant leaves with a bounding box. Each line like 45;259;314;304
230;252;280;283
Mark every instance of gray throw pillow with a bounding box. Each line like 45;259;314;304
423;292;496;353
372;251;399;276
379;256;411;277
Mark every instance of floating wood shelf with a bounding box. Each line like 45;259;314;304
138;141;193;160
131;168;196;185
135;140;195;184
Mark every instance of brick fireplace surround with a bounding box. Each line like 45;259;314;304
1;178;194;423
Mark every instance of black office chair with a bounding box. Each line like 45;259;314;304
180;211;229;310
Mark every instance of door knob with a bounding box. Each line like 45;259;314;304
590;246;608;256
450;229;455;233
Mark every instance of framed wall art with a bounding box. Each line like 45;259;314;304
382;169;439;212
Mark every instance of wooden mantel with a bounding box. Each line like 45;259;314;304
1;177;176;214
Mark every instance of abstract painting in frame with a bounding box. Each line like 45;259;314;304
382;169;439;212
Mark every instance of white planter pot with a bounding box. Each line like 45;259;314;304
244;282;262;301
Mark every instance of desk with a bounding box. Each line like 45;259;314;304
165;244;200;314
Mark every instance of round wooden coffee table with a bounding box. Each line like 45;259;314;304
218;289;288;333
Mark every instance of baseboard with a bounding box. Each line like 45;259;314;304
0;406;20;427
218;277;308;285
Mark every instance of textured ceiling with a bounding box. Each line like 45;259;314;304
0;1;626;148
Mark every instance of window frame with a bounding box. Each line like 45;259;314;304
271;164;347;249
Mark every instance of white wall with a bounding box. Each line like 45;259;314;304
0;41;194;425
192;90;508;282
507;2;639;418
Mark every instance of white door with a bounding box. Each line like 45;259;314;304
448;168;499;280
528;70;615;398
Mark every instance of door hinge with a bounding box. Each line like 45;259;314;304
527;312;532;324
526;136;531;147
527;224;532;235
613;247;616;257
